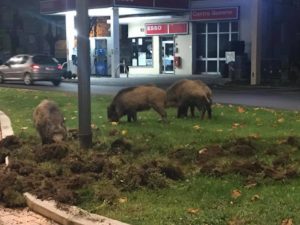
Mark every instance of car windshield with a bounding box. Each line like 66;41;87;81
32;55;58;65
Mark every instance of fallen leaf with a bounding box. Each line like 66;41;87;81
187;208;200;214
199;148;208;154
118;197;127;204
237;106;246;113
91;124;97;129
111;122;118;126
193;125;201;130
277;118;285;123
231;189;242;199
121;130;128;135
228;217;245;225
249;133;260;139
281;218;293;225
232;123;240;129
251;194;260;201
244;182;257;189
21;127;28;130
276;139;286;145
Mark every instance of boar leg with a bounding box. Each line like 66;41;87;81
127;111;137;122
127;113;131;122
205;103;212;119
177;102;189;118
189;105;195;117
132;111;138;122
194;102;206;120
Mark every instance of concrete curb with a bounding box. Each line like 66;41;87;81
0;111;14;139
24;193;130;225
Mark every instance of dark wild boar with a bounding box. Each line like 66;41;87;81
186;79;212;118
166;79;212;119
107;85;167;122
33;99;67;144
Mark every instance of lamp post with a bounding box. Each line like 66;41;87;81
76;0;92;149
251;0;262;85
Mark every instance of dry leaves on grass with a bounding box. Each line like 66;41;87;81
249;133;260;139
228;218;245;225
237;106;246;113
186;208;200;215
121;130;128;136
118;197;127;204
231;189;242;199
250;194;260;202
232;123;240;129
281;218;293;225
193;124;201;130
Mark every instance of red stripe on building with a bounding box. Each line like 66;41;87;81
191;7;239;21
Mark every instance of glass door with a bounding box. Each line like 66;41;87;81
161;40;174;73
196;21;239;74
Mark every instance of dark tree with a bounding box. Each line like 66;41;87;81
10;10;23;55
45;24;60;56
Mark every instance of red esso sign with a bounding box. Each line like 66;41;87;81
145;23;188;35
146;24;168;35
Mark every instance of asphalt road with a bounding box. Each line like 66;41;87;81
0;76;299;110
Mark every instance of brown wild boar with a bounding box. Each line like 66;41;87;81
166;79;212;119
187;79;212;118
107;85;167;122
33;99;67;144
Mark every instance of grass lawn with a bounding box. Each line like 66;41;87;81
0;87;300;225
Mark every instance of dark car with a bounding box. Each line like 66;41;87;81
0;54;63;86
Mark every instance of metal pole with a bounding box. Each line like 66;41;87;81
76;0;92;149
251;0;262;85
110;7;120;78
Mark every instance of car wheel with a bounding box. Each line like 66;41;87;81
67;71;73;79
24;73;33;85
0;73;4;83
52;80;61;86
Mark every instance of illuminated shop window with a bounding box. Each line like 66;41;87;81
196;21;240;74
130;37;153;67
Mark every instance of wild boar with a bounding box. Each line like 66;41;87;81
33;99;67;144
187;79;213;118
166;79;212;119
107;85;167;122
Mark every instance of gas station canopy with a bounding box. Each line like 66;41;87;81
40;0;190;14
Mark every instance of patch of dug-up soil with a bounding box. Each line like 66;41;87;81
0;134;299;208
196;136;300;183
0;135;184;208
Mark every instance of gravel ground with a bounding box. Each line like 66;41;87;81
0;206;59;225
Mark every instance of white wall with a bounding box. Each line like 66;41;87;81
191;0;253;55
128;23;146;38
174;30;193;75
